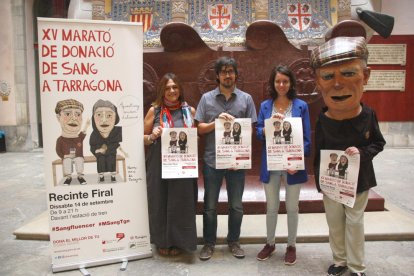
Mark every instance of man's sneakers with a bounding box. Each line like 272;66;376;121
199;244;214;261
63;176;72;185
228;242;245;258
111;175;116;182
199;242;245;260
327;264;348;276
256;243;275;261
284;246;296;265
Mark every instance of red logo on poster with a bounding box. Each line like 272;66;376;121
116;233;125;241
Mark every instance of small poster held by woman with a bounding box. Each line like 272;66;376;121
264;117;305;170
161;128;198;178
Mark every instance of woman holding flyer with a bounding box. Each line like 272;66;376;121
255;65;311;265
143;73;197;256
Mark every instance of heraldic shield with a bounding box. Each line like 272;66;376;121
208;3;232;31
130;7;153;33
287;2;312;32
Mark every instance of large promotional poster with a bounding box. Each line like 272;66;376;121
38;18;152;272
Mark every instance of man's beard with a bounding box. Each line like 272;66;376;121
221;79;234;89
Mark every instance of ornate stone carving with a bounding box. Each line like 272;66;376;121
338;0;351;21
171;0;186;23
0;80;11;101
197;60;244;95
289;58;320;104
254;0;269;20
143;63;159;114
92;0;105;20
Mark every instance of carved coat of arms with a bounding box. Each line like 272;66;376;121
287;2;312;32
208;4;232;32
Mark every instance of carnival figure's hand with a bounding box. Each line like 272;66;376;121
345;146;359;156
287;169;297;175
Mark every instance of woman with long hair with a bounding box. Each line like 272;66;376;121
143;73;197;256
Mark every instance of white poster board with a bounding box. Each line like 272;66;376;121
161;128;198;179
38;18;151;272
265;117;305;171
215;118;252;169
319;150;360;208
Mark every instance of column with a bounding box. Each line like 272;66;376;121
92;0;105;20
171;0;187;23
255;0;269;20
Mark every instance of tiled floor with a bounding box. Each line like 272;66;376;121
1;148;414;275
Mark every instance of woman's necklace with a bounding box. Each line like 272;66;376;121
274;100;291;114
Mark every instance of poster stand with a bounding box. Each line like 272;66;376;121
37;18;152;272
77;259;128;275
79;268;90;276
120;260;128;271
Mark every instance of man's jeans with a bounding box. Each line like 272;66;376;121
202;164;245;244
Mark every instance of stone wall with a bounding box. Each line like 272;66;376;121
0;0;412;151
0;0;34;152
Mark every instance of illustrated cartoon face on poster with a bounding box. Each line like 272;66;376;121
220;120;244;145
90;99;127;183
55;99;90;185
178;131;188;153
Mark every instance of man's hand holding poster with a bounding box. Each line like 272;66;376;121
161;128;198;178
319;150;360;208
265;117;304;170
215;118;252;169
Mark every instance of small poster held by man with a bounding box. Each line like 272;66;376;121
319;150;360;207
265;117;305;170
215;118;252;169
161;128;198;179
